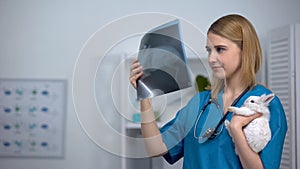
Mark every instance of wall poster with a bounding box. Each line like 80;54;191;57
0;79;67;158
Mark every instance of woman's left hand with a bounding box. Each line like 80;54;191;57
226;113;262;137
227;113;265;169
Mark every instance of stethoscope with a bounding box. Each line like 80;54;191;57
194;87;250;143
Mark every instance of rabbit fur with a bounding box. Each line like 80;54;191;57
225;93;275;153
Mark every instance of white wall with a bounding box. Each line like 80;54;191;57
0;0;300;169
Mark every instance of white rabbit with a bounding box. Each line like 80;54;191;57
225;93;275;153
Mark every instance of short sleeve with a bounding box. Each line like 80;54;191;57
260;96;288;169
160;115;184;164
160;91;210;164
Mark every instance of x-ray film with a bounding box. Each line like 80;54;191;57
137;19;192;100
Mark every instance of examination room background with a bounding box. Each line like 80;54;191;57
0;0;300;169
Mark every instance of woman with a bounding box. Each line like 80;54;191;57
130;14;287;169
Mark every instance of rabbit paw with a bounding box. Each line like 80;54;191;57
227;106;235;112
224;120;230;128
224;120;233;138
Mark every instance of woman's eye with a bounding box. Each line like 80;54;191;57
216;47;225;53
206;48;211;53
206;48;212;55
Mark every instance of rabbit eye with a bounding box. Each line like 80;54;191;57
250;100;255;103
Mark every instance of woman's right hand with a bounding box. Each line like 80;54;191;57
129;58;143;89
130;59;168;157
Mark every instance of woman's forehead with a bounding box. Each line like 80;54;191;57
206;33;236;47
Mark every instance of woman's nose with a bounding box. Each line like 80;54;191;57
208;52;218;63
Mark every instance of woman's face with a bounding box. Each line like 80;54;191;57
206;32;242;80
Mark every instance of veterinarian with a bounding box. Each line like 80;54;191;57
129;14;287;169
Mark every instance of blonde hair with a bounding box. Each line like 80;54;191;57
208;14;262;98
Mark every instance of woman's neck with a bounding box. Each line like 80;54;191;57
224;85;247;98
222;78;247;113
223;73;247;97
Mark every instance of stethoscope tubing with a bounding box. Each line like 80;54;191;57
194;87;250;142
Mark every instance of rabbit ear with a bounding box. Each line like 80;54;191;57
263;93;275;106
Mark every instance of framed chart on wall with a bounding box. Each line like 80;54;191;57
0;79;67;158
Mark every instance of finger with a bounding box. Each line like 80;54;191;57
130;71;143;83
236;113;262;127
130;65;143;77
248;113;262;122
130;62;142;75
130;80;137;89
130;59;140;70
130;71;143;89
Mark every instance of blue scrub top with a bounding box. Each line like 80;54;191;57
160;84;287;169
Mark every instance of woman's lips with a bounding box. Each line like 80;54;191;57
211;66;223;71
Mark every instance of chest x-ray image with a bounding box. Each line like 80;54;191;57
137;19;192;100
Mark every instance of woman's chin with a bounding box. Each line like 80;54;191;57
213;72;226;80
